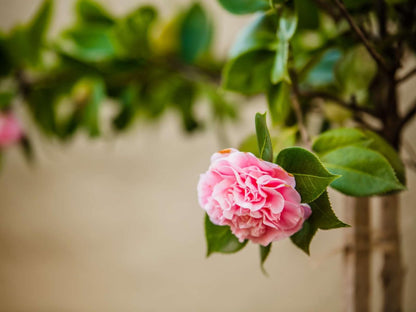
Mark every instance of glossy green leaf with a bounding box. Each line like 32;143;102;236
260;244;271;274
312;128;371;155
229;12;278;58
305;49;342;87
218;0;269;15
180;3;212;63
322;146;405;196
255;113;273;162
113;86;137;131
276;147;339;203
291;191;347;254
277;6;298;41
75;78;105;137
27;0;53;62
271;40;290;84
363;130;406;185
205;214;248;256
57;25;116;62
290;220;317;255
76;0;114;26
335;45;377;94
309;191;348;230
267;82;291;125
114;6;157;58
223;50;274;95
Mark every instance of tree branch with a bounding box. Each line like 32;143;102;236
289;70;311;147
396;66;416;84
399;99;416;129
332;0;390;72
311;0;341;21
299;90;378;117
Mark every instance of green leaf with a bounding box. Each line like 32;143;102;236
305;49;342;87
291;191;347;254
322;146;405;196
57;25;116;62
312;128;371;155
229;12;278;58
114;6;157;58
4;0;53;67
295;0;319;30
290;220;317;255
255;113;273;162
172;81;199;132
76;0;115;26
276;147;339;203
113;86;137;131
0;91;15;110
74;77;105;137
363;130;406;185
0;35;13;77
180;3;212;63
309;191;348;230
27;0;53;62
222;50;274;95
205;214;248;256
271;7;298;84
335;45;377;94
260;244;271;274
218;0;269;15
267;82;291;125
277;6;298;41
271;40;290;84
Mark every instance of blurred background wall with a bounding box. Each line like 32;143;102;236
0;0;415;311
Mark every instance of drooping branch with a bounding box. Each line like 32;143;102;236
332;0;390;72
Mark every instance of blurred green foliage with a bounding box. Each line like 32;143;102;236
0;0;236;152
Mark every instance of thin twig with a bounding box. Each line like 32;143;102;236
332;0;390;72
300;90;378;117
398;99;416;130
311;0;341;21
396;66;416;84
289;70;311;147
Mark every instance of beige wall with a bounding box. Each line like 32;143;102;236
0;1;415;311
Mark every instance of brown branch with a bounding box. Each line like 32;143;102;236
311;0;341;21
332;0;390;72
399;99;416;130
299;90;378;117
396;66;416;84
289;70;311;147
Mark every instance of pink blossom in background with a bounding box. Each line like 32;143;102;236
198;148;311;246
0;113;23;148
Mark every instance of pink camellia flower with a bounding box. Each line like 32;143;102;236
0;113;23;148
198;148;311;246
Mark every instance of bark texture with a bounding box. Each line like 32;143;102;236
343;196;371;312
379;194;404;312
